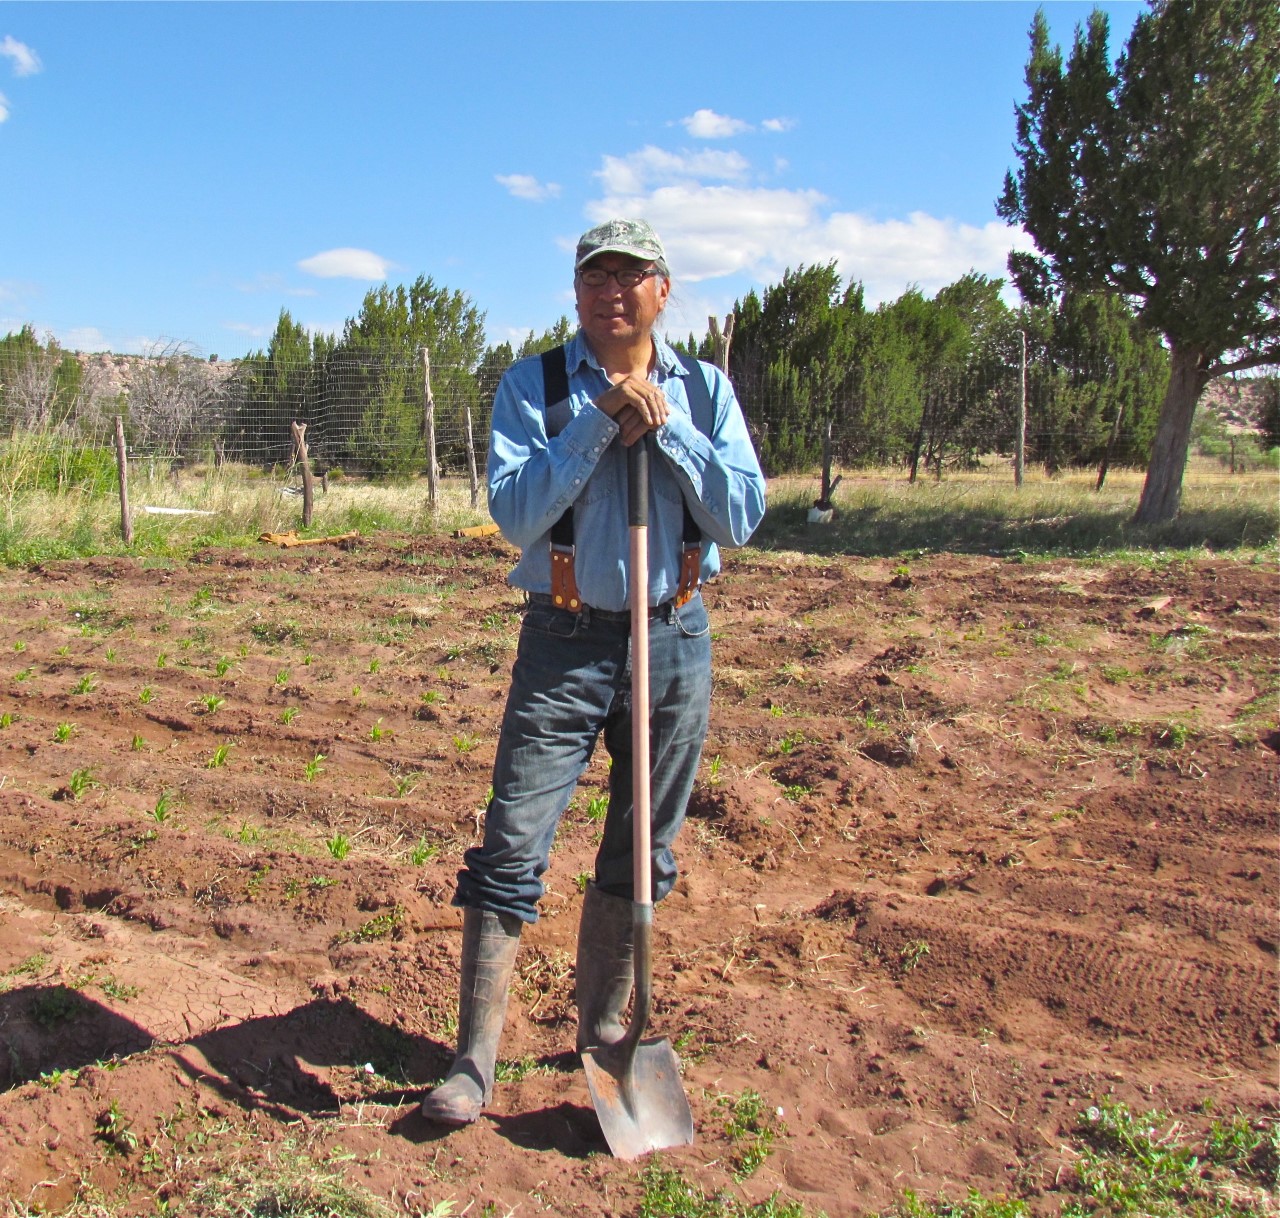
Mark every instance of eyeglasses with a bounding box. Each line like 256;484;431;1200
577;266;663;289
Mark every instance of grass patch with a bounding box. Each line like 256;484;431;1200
749;463;1278;559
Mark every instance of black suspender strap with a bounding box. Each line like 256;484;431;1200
538;344;716;610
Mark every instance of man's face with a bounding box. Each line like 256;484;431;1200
574;253;670;351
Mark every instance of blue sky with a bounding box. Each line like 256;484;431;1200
1;1;1145;359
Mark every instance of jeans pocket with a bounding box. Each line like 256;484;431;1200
671;596;710;639
523;604;580;641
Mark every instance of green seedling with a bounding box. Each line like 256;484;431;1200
131;733;145;751
55;644;70;656
15;667;33;682
237;822;260;844
53;722;74;743
574;871;592;892
326;832;351;860
420;689;443;705
707;753;723;783
12;640;25;653
0;712;11;729
303;752;326;782
279;706;299;725
350;684;362;699
585;793;609;821
214;656;232;676
207;742;231;768
453;731;479;754
138;684;155;704
151;792;174;823
393;770;420;798
198;693;225;714
104;647;117;662
367;658;380;674
68;768;97;799
156;652;169;669
410;836;437;866
274;668;290;686
368;718;390;742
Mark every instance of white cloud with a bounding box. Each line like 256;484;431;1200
496;173;561;202
680;108;752;139
761;117;795;134
297;248;393;280
0;92;9;123
57;326;111;352
1;36;41;77
588;145;1035;309
595;146;750;196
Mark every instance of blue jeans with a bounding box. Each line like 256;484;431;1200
454;593;712;923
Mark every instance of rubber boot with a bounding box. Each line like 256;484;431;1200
575;883;635;1053
420;906;522;1125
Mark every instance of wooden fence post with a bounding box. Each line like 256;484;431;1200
114;415;133;544
464;405;479;509
422;346;438;514
290;420;314;527
708;313;735;375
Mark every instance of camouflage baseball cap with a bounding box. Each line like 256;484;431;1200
574;218;669;276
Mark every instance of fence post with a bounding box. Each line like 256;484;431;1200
290;420;314;527
422;346;438;514
114;415;133;544
708;313;735;375
1016;329;1027;488
464;405;479;509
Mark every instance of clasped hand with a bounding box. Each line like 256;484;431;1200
594;375;670;447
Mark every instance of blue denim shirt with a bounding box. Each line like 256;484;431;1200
488;330;766;613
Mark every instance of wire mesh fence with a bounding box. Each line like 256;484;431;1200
0;340;1274;485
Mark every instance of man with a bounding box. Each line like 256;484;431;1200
421;218;766;1125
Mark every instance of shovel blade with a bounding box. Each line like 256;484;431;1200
582;1037;694;1160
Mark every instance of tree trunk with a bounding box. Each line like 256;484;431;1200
1133;344;1211;524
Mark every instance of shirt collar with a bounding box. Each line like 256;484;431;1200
568;329;687;379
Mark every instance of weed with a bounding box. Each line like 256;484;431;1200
237;822;260;845
336;904;404;944
638;1163;816;1217
721;1088;779;1180
453;731;479;753
1157;721;1190;749
53;721;73;743
326;832;351;860
95;1098;138;1155
303;752;326;782
99;976;140;1001
575;871;592;892
280;705;299;725
886;1188;1027;1217
308;875;337;890
32;985;81;1026
71;672;98;695
899;939;931;972
1100;664;1134;684
776;729;806;755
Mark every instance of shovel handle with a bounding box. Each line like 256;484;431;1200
627;434;655;1046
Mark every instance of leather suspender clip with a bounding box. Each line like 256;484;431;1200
550;544;582;612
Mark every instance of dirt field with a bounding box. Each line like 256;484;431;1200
0;533;1274;1216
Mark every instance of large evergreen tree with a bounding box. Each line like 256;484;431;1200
997;0;1279;522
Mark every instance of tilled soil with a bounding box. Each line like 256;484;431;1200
0;536;1275;1215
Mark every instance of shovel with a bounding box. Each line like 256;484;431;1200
582;433;696;1160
